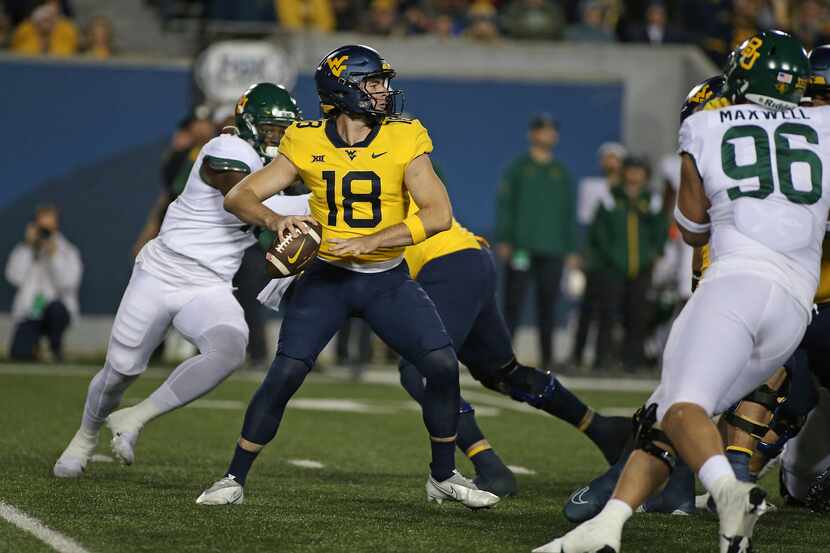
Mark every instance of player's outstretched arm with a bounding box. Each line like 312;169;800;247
674;153;711;247
223;153;314;238
328;154;453;256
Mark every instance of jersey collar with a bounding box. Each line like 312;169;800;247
325;118;381;149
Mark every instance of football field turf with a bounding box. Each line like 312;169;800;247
1;364;829;553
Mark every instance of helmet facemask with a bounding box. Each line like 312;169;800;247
241;113;291;162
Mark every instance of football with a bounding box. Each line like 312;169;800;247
265;219;323;278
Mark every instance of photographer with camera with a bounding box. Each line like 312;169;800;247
5;205;82;361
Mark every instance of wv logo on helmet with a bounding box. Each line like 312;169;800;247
328;55;349;77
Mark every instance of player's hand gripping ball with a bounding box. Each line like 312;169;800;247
266;219;322;277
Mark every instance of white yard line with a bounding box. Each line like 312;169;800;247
0;365;648;419
506;465;537;475
287;459;325;469
90;454;114;463
0;366;660;392
0;501;92;553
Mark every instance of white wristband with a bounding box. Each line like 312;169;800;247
674;205;711;234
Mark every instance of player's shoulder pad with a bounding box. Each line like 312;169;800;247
201;133;259;174
286;119;326;132
384;117;430;148
383;116;428;133
202;133;256;159
382;115;417;126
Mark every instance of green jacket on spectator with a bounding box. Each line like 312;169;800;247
586;187;667;278
495;153;576;257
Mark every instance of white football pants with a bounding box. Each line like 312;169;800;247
648;273;807;421
80;266;248;433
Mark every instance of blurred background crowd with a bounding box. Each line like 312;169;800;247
1;0;819;376
2;0;830;64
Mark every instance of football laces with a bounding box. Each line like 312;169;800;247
275;233;295;254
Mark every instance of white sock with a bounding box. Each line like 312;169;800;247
120;398;166;428
698;454;736;494
77;427;98;441
598;498;634;525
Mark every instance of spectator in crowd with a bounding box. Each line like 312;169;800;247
625;0;686;44
571;142;626;368
400;1;433;35
0;12;10;48
565;0;613;42
464;0;501;41
432;13;456;38
495;113;577;370
10;0;78;56
576;141;625;226
6;205;82;362
362;0;400;35
501;0;565;41
4;0;73;26
329;0;364;31
581;156;666;371
698;0;763;67
83;15;112;59
276;0;334;32
789;0;830;52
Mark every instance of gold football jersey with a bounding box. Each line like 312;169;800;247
279;117;433;265
404;195;480;278
816;237;830;304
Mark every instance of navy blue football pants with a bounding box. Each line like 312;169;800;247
240;259;459;446
399;247;515;400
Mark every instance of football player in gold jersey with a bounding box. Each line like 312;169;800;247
196;45;499;510
397;164;630;498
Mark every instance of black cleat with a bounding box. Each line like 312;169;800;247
474;464;518;497
564;454;627;522
588;415;633;465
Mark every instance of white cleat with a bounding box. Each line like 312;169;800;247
426;470;500;510
196;476;244;505
53;429;98;478
106;408;142;465
532;516;622;553
712;478;768;553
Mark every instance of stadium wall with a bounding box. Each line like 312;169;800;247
0;54;622;315
0;41;716;362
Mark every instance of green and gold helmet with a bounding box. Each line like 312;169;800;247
235;83;302;161
723;30;810;111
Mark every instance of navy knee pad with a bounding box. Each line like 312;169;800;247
417;346;458;387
